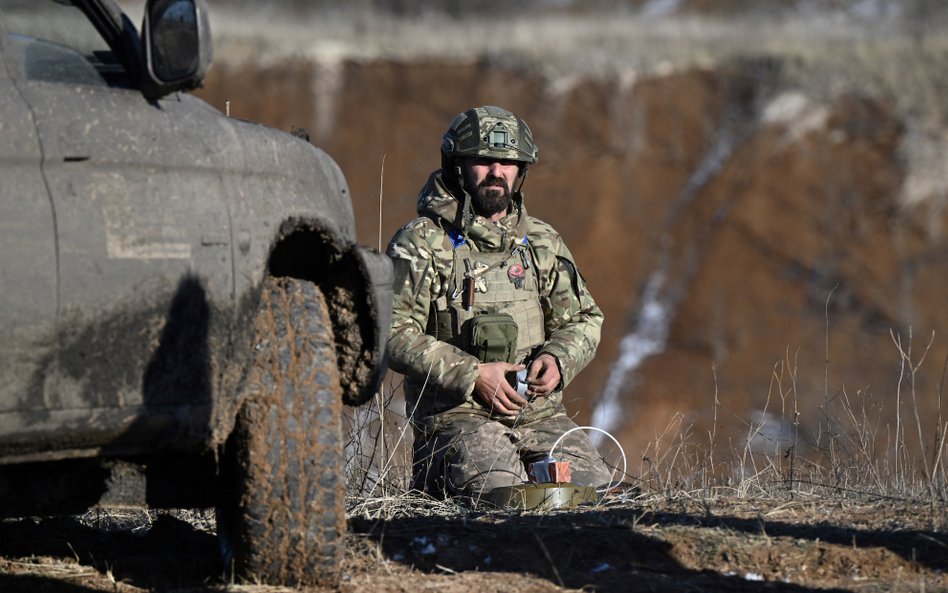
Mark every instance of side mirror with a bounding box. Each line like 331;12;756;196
141;0;212;99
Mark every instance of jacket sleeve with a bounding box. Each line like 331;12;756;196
535;231;603;389
385;222;480;400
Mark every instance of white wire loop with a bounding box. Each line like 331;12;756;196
549;425;627;494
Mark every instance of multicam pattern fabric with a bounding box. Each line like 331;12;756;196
441;105;538;165
386;170;604;424
412;411;614;497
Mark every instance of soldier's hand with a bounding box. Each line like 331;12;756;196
474;362;528;416
526;353;561;398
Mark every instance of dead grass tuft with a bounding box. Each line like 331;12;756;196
346;316;947;535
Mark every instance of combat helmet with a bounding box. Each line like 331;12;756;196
441;105;538;171
440;106;538;227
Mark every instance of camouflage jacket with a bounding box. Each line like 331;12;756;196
386;170;603;423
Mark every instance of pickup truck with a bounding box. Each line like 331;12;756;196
0;0;392;586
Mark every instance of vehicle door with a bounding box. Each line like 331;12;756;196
0;17;58;436
0;1;233;455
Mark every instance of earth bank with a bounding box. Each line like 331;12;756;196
197;54;947;465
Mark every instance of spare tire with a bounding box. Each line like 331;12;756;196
218;276;345;586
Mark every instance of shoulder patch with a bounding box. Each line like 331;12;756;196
392;257;411;292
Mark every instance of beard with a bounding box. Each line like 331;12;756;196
469;175;512;217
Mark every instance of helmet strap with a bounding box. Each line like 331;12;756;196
512;165;529;194
446;160;475;238
461;190;474;238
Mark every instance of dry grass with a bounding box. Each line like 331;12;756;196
345;320;947;532
621;328;947;522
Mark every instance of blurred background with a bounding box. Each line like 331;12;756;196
128;0;948;491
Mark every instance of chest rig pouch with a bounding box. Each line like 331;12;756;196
468;313;518;363
426;231;545;364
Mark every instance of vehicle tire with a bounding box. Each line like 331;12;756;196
218;276;345;586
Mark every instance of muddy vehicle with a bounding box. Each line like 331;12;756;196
0;0;392;586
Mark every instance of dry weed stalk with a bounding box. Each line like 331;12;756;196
344;372;417;499
345;155;419;501
891;328;944;503
377;153;385;252
628;313;946;511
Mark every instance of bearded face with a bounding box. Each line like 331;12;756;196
461;158;521;219
470;174;511;217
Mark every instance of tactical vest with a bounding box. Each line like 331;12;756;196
426;230;545;365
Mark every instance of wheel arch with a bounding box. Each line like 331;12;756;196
264;217;391;408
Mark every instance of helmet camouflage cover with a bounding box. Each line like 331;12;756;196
441;105;538;167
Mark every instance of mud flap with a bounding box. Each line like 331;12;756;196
343;245;392;405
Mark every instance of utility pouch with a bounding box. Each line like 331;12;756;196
427;309;457;343
427;306;475;348
466;313;518;364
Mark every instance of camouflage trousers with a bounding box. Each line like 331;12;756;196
411;407;613;498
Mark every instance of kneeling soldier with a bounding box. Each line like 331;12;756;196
386;106;612;499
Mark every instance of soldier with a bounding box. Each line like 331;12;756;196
386;105;612;500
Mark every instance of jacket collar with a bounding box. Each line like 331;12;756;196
417;170;529;252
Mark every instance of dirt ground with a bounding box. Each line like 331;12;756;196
1;495;945;593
